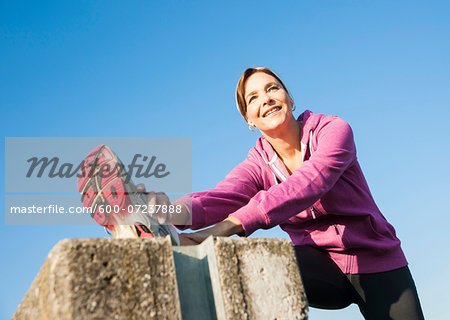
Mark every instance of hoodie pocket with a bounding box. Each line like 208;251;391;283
366;216;384;239
366;215;397;240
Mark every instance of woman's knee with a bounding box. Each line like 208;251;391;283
294;245;356;310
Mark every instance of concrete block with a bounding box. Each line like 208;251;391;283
213;237;308;320
172;241;217;319
13;237;307;320
173;237;308;320
12;237;181;320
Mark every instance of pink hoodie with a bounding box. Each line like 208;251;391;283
176;110;407;274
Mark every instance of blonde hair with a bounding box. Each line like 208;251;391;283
236;67;291;120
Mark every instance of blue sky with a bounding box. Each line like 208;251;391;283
1;1;449;319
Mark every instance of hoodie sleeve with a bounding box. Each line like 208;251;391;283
230;116;357;236
173;156;262;230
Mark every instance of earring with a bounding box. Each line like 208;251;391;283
292;104;296;111
248;124;257;132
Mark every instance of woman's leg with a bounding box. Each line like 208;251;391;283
294;245;357;309
347;266;425;320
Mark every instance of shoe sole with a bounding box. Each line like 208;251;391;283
77;145;179;244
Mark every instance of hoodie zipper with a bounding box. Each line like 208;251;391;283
310;207;317;219
310;205;322;220
334;224;340;235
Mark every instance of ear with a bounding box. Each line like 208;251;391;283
289;96;294;107
247;121;255;127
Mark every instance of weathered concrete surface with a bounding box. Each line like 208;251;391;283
13;237;308;320
12;237;181;320
172;242;217;319
173;237;308;320
212;237;308;320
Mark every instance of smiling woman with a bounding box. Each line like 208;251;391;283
167;67;425;319
83;66;425;319
238;69;303;174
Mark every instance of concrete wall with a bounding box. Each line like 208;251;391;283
13;237;308;320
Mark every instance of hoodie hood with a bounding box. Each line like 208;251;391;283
253;110;327;183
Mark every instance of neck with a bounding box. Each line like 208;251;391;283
262;117;302;160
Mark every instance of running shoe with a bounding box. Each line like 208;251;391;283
77;144;180;245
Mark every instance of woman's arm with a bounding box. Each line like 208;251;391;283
180;216;243;244
229;116;357;236
154;156;263;230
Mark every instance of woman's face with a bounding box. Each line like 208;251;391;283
244;72;293;133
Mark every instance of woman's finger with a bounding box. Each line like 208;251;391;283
155;193;171;205
146;191;157;206
143;191;172;223
144;192;158;219
178;234;199;246
183;232;209;244
155;193;172;223
157;212;168;224
182;234;202;244
136;184;146;193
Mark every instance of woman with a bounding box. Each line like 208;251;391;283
81;67;424;319
164;67;424;319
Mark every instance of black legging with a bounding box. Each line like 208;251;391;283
294;246;425;320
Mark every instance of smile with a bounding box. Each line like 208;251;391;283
262;107;282;118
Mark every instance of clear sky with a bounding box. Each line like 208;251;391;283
1;1;449;319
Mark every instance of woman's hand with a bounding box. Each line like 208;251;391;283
178;234;201;245
136;184;190;225
179;230;212;245
135;184;244;245
181;216;244;245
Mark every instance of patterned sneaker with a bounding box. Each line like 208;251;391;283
77;144;180;245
